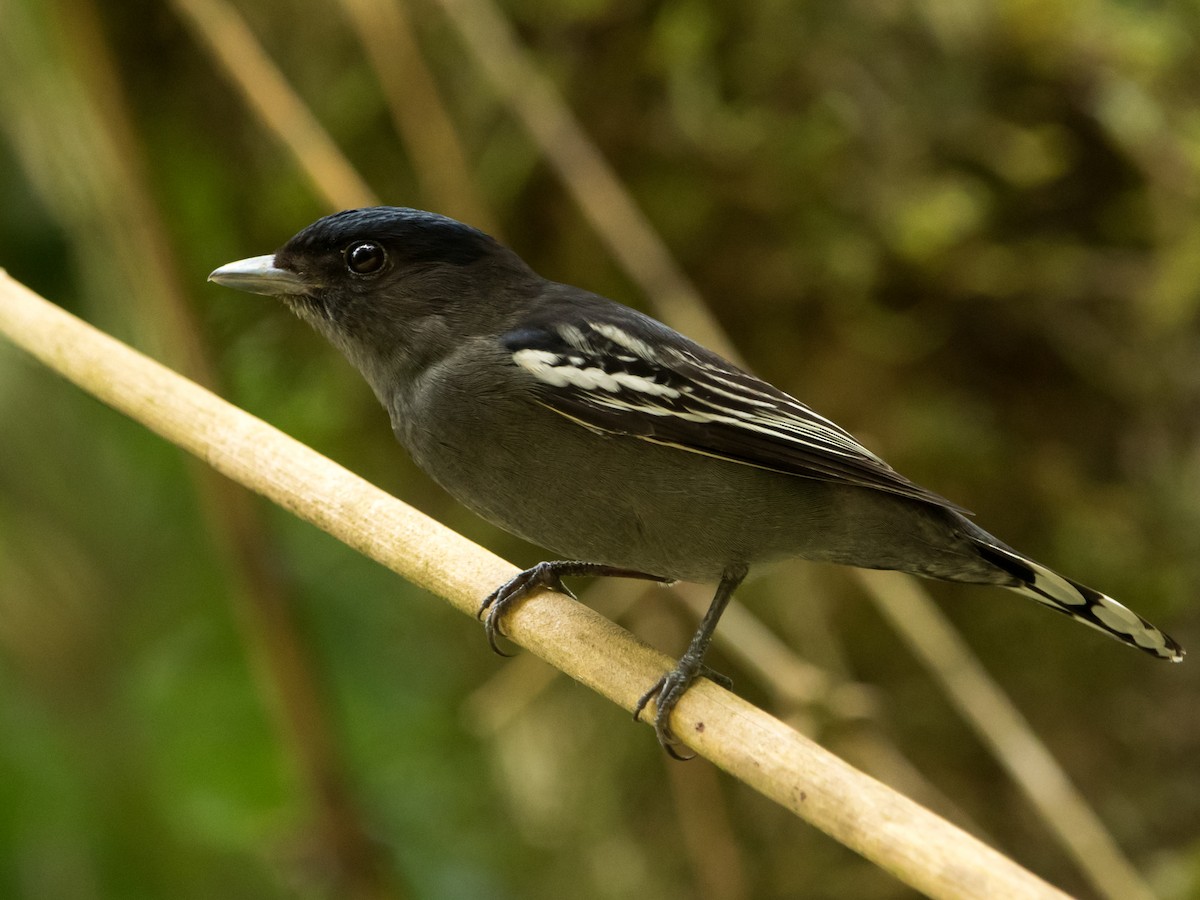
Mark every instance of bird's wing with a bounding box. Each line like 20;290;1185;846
501;314;967;512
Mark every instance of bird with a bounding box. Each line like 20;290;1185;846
210;206;1183;755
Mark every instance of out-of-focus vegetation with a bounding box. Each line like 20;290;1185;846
1;0;1198;897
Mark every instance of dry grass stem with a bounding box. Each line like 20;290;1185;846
172;0;379;210
0;273;1074;900
857;568;1156;900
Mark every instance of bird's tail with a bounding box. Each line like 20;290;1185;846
973;540;1184;662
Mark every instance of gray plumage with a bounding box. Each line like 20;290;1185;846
210;206;1183;753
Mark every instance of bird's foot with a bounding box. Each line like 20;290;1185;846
478;562;671;656
477;561;578;656
633;657;732;760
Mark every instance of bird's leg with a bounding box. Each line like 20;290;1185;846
634;564;748;759
479;560;673;655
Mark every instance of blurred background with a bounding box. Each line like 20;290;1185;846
1;0;1198;897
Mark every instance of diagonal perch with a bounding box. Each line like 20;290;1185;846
0;270;1071;900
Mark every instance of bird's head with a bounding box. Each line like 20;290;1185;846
210;206;541;401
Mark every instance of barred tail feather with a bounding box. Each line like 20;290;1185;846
974;542;1184;662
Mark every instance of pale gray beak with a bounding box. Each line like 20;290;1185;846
208;255;311;296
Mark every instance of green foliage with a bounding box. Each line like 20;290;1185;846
0;0;1197;897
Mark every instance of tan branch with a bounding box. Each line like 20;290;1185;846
857;569;1157;900
0;6;399;892
0;273;1074;900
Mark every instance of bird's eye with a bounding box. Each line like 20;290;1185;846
345;241;386;275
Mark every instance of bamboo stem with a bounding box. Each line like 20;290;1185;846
858;569;1156;900
0;272;1073;900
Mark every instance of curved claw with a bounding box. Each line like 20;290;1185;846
633;662;732;759
483;607;517;657
476;562;581;656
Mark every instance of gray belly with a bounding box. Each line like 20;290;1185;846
390;366;999;586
